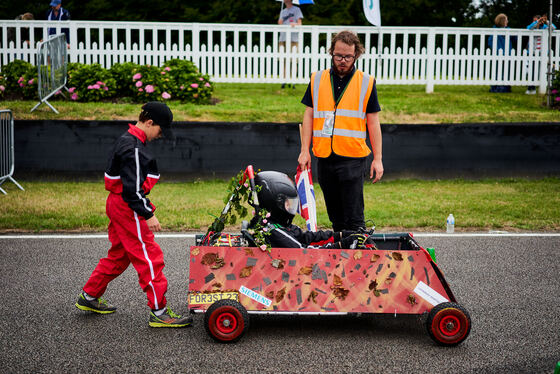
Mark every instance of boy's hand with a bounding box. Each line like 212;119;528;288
146;215;161;232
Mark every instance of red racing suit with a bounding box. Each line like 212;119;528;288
83;124;167;310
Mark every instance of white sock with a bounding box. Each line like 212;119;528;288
82;292;96;301
154;307;167;316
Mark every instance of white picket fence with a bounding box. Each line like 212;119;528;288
1;20;558;92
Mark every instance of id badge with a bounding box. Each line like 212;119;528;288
322;112;335;136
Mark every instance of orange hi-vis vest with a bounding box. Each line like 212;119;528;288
311;69;374;158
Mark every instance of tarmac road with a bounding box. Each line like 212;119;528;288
0;234;558;374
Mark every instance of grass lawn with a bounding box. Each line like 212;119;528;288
1;83;558;233
1;178;558;233
2;84;558;123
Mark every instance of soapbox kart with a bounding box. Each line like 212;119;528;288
187;166;471;346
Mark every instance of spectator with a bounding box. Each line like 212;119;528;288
278;0;303;89
46;0;70;44
8;13;34;48
298;30;383;232
19;13;35;46
487;13;517;93
525;14;557;94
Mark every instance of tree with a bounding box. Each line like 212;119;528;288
466;0;559;28
377;0;473;26
1;0;557;28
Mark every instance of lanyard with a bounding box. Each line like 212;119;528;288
49;9;63;21
330;68;355;107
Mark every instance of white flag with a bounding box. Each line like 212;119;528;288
363;0;381;26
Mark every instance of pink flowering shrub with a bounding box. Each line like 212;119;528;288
0;74;6;99
0;60;37;99
67;63;115;102
130;64;169;102
1;59;213;104
109;62;138;97
18;69;39;99
1;60;34;95
552;70;560;110
162;59;213;104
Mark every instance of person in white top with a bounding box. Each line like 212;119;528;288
525;14;557;94
278;0;303;89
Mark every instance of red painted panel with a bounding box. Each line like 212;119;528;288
188;244;451;315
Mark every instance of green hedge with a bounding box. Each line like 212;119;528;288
0;59;213;104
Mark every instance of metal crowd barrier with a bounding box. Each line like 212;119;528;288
30;33;68;114
0;110;24;195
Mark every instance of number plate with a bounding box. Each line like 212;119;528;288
188;292;239;305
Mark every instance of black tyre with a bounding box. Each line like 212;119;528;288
204;299;250;343
426;302;471;346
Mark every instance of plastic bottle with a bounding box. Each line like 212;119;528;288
446;214;455;234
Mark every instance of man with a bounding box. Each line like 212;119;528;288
278;0;303;89
76;102;192;328
46;0;70;44
298;30;383;232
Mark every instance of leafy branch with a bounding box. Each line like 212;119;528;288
206;169;271;250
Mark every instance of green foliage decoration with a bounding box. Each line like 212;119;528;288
249;208;272;252
206;169;271;251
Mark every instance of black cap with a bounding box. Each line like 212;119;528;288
141;101;174;139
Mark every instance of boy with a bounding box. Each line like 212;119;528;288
76;102;192;328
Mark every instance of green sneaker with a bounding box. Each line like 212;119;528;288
75;293;117;314
149;308;193;328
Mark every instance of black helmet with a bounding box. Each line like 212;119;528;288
255;171;299;226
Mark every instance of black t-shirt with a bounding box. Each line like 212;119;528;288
301;67;381;113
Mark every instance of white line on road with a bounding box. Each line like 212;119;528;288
413;233;560;237
0;232;559;239
0;233;197;239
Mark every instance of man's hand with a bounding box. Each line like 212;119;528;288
298;107;314;170
298;149;311;170
370;158;384;183
146;215;161;232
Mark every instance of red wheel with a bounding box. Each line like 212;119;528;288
426;302;471;346
204;299;249;343
215;312;238;334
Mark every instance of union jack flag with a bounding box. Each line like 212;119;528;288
295;166;317;232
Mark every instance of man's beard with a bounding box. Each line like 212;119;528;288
332;61;353;77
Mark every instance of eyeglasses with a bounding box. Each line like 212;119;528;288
332;54;356;62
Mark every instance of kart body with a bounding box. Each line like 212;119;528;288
188;232;471;345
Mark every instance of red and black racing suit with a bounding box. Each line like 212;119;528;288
83;125;167;310
265;222;352;248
